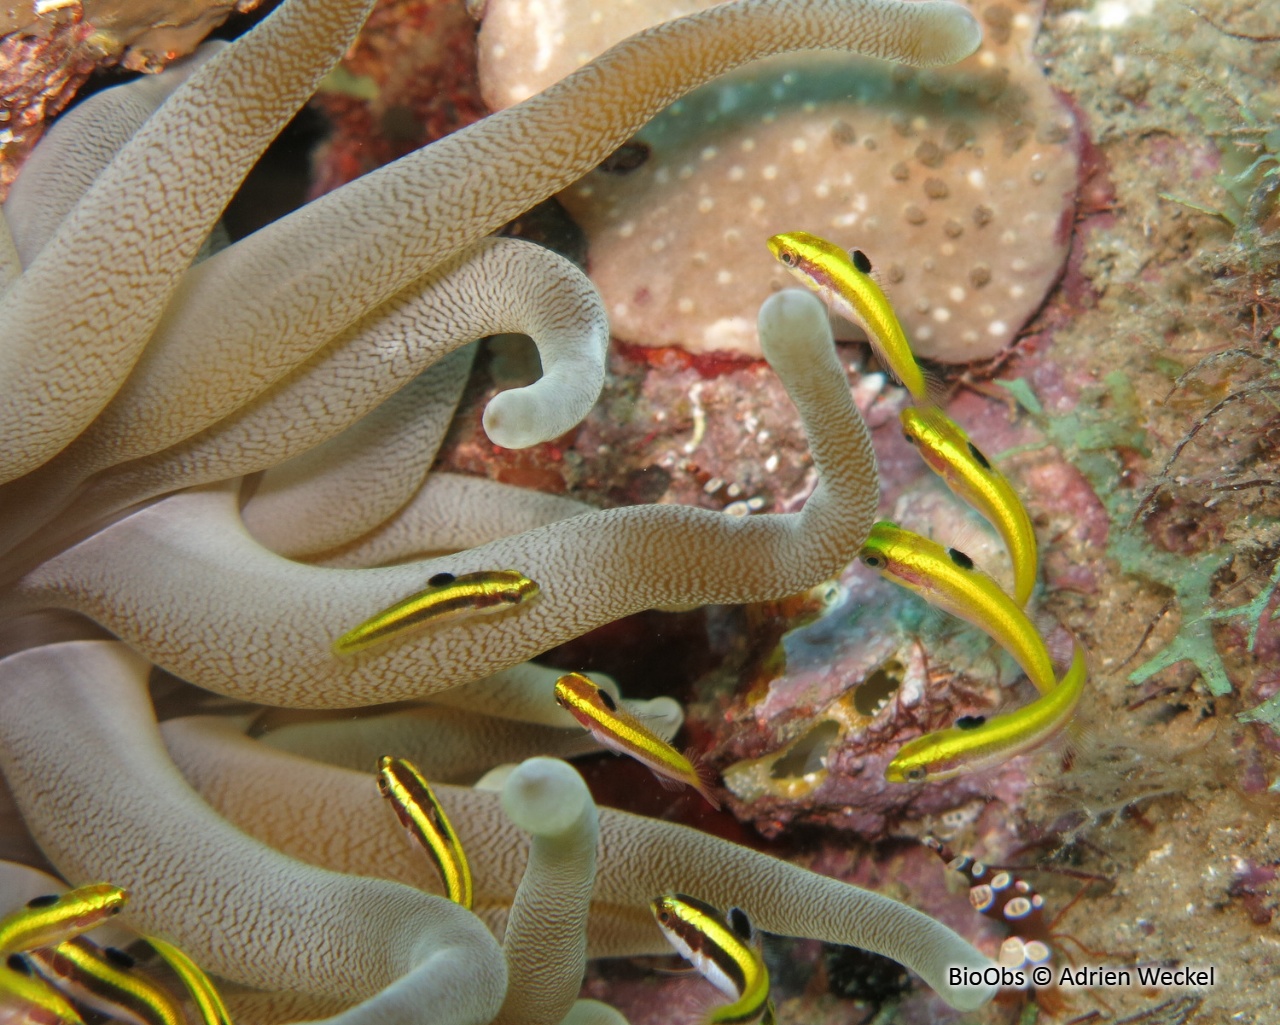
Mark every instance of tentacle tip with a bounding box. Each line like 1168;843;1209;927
915;2;983;66
756;289;832;365
501;757;590;836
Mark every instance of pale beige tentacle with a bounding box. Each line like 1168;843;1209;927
162;718;997;1011
13;293;877;709
495;759;597;1025
2;46;224;267
0;0;379;484
255;704;600;782
242;348;475;558
559;1001;629;1025
0;640;508;1024
421;664;621;729
0;213;19;290
318;474;594;568
61;0;979;471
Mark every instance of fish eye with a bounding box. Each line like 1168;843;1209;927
902;430;916;445
427;571;456;587
851;249;872;274
657;910;671;924
780;250;796;266
597;688;618;712
861;554;882;568
377;776;390;794
955;715;986;730
905;765;927;782
947;548;974;570
967;441;991;470
26;894;58;908
6;953;31;974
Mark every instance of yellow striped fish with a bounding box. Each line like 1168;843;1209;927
886;641;1087;782
0;884;127;956
377;756;473;909
1;953;85;1025
333;570;540;655
142;937;233;1025
858;522;1057;696
29;938;183;1025
767;230;928;401
554;673;719;809
900;406;1038;606
651;894;775;1025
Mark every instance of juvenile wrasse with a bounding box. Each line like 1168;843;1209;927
651;894;775;1025
901;406;1038;606
332;569;540;655
141;937;232;1025
29;939;183;1025
885;640;1087;783
858;521;1056;696
0;884;127;956
767;230;927;401
1;953;85;1025
554;672;720;809
377;755;473;909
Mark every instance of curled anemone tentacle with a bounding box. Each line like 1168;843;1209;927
315;474;596;568
240;346;477;559
37;0;979;482
0;640;508;1023
11;292;878;709
0;0;381;484
161;717;998;1011
495;759;598;1025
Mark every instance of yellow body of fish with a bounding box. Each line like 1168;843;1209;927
1;954;85;1025
554;673;720;809
0;884;127;956
651;894;775;1025
886;641;1087;782
858;522;1056;696
332;569;540;655
767;230;927;401
377;756;473;909
30;937;184;1025
143;936;233;1025
901;406;1038;606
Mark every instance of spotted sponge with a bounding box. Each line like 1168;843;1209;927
477;0;1079;363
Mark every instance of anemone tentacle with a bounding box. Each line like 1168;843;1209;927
43;0;978;484
495;759;598;1025
12;293;877;708
161;716;998;1011
241;346;476;558
316;474;595;568
0;0;381;484
0;640;508;1021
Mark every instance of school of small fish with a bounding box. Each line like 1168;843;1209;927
0;884;231;1025
306;230;1086;1023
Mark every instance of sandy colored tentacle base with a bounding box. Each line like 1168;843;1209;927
48;0;979;482
0;640;508;1024
11;293;877;708
163;717;997;1011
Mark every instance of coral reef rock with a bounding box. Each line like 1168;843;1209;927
477;0;1080;363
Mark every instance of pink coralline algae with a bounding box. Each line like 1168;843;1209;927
477;0;1081;363
0;0;265;200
